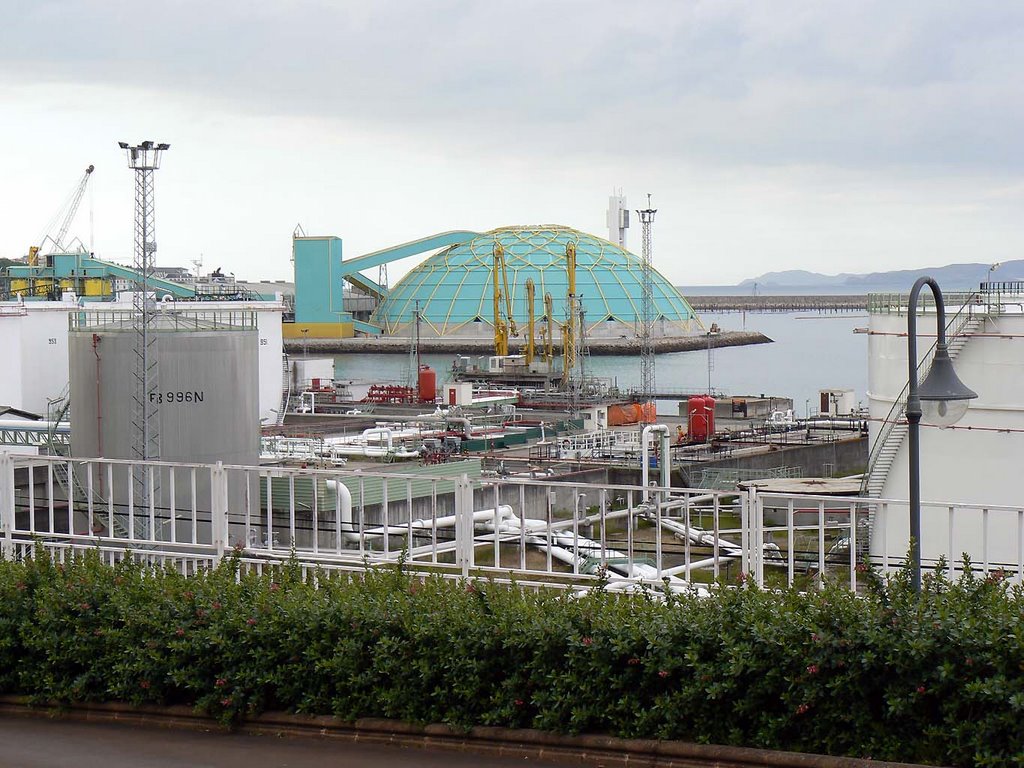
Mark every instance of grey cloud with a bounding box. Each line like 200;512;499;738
3;0;1024;171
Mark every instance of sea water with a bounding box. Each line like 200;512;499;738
331;310;868;417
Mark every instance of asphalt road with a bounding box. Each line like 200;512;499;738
0;717;564;768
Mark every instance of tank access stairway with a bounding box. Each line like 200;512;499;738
44;389;160;541
275;355;292;427
860;302;989;502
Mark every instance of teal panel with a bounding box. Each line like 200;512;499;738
293;237;346;324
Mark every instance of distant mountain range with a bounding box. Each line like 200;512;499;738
738;260;1024;292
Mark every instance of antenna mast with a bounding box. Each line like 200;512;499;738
636;194;657;423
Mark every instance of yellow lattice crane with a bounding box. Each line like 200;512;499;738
542;292;555;366
492;242;518;356
562;241;578;375
524;277;536;365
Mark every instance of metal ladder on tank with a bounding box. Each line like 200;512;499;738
44;388;143;540
860;296;990;506
276;355;292;427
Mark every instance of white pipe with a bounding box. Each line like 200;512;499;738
345;505;515;539
397;414;473;439
326;481;513;543
324;445;419;459
641;424;670;500
0;419;68;433
656;517;740;553
360;428;393;450
333;479;352;531
661;554;740;578
604;579;710;597
498;514;686;584
659;494;719;509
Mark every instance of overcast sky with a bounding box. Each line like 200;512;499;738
2;0;1022;285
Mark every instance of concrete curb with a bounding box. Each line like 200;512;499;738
0;697;937;768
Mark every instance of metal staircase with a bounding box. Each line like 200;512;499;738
276;355;292;427
44;389;143;540
861;299;989;499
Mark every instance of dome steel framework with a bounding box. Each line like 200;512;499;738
371;226;701;339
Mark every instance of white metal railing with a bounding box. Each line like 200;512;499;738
68;309;258;331
1;452;1021;591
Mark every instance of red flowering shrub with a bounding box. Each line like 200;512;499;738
0;548;1020;767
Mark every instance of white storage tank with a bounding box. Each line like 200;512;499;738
68;309;260;541
69;309;260;465
293;357;335;390
866;289;1024;571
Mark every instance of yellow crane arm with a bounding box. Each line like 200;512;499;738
563;242;577;375
525;278;536;365
544;292;555;365
492;244;508;356
500;248;517;338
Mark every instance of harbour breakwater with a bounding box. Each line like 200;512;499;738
687;295;867;312
286;330;772;355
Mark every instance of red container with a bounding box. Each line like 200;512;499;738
418;365;437;403
687;396;708;443
688;395;716;443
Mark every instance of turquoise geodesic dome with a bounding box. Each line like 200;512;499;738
371;225;700;338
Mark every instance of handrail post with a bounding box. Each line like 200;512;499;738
0;452;14;558
455;474;473;579
740;486;752;578
211;461;228;562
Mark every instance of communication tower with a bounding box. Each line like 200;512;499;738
118;140;170;471
636;195;657;422
606;191;629;249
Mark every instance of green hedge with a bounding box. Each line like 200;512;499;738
1;548;1022;767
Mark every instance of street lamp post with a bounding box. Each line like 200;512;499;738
575;492;588;520
706;323;719;395
987;262;1001;286
905;276;978;593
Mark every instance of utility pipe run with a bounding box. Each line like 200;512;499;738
359;428;393;450
326;479;513;543
641;424;671;500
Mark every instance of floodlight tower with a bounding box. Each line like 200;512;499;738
119;140;170;468
636;194;657;422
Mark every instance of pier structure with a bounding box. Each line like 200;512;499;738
686;295;867;313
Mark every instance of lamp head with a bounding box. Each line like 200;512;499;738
918;344;977;427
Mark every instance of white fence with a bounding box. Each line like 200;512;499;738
1;453;1021;591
